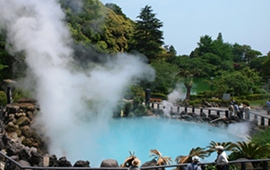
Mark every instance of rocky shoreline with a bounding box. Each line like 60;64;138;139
0;98;257;168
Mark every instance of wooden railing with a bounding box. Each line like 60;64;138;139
148;102;270;126
0;151;269;170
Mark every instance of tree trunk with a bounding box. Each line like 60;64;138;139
185;85;192;100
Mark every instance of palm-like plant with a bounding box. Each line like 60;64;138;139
175;147;208;164
230;141;269;159
176;68;201;100
149;149;173;165
121;151;137;167
206;141;235;156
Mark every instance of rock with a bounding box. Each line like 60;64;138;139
15;112;26;119
180;115;193;121
18;103;36;112
15;116;31;127
29;148;42;166
6;104;20;114
200;112;207;118
58;156;72;167
18;147;31;163
74;160;90;167
208;114;219;120
100;159;119;167
18;159;31;166
49;154;59;167
20;126;32;138
5;123;21;136
141;159;164;170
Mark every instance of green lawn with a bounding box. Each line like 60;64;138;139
249;99;268;107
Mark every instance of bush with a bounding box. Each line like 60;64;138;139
12;88;30;102
0;91;7;106
150;93;168;100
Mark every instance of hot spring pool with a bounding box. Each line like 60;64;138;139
65;117;248;167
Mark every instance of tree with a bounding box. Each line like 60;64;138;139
143;60;178;94
197;35;213;56
229;141;269;167
212;68;262;96
261;53;270;81
176;68;201;100
206;141;235;156
149;149;173;165
232;44;262;63
175;147;208;164
131;5;164;61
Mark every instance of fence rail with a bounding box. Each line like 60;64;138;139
0;151;270;170
148;102;270;126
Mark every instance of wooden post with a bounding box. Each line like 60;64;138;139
217;110;220;117
225;110;229;118
261;117;265;126
192;107;195;113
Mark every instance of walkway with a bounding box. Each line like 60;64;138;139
149;102;270;126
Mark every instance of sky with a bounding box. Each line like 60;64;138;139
100;0;270;56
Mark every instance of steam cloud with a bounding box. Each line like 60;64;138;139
0;0;155;165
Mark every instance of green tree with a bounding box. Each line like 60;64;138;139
261;53;270;81
143;60;178;94
232;44;261;63
213;68;262;96
197;35;213;56
176;68;201;100
131;5;164;61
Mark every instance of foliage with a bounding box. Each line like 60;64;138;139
206;141;235;156
143;60;178;94
251;127;270;147
261;54;270;81
176;68;202;100
12;88;30;102
150;93;168;100
175;147;208;164
212;67;262;96
0;91;7;106
61;0;134;53
149;149;173;165
131;5;164;61
229;141;269;160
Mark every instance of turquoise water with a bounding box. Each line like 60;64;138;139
86;117;245;167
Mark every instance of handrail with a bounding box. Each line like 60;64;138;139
1;151;270;170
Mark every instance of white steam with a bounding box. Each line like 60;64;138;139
162;85;185;117
0;0;155;165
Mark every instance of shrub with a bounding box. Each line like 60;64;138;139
150;93;168;100
0;91;7;106
12;88;30;102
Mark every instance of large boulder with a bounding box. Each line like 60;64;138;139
58;156;72;167
141;159;164;170
73;160;90;167
100;159;119;167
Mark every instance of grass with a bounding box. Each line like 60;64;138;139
249;99;267;107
